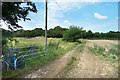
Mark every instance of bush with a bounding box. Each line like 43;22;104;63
63;26;81;42
98;46;105;52
48;40;60;49
108;48;118;55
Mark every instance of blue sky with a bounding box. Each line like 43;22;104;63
2;0;119;33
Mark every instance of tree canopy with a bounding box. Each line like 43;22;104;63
63;26;82;42
2;1;37;30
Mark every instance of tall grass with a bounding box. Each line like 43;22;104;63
2;37;79;78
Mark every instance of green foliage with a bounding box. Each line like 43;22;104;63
94;43;97;50
2;2;37;29
77;44;85;52
12;26;68;38
112;56;116;59
86;30;93;38
88;47;96;55
108;48;118;55
7;26;120;40
47;26;68;38
98;46;105;52
65;56;77;69
63;26;82;42
48;40;60;50
102;53;107;57
3;38;78;78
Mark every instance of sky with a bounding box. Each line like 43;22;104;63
1;0;119;33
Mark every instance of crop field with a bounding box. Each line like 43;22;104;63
87;40;118;73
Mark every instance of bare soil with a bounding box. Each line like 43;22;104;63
22;44;80;78
63;42;118;78
22;40;118;78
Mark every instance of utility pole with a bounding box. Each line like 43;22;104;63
45;0;47;55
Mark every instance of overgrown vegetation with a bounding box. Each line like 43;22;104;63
2;38;78;78
63;26;83;42
108;48;118;55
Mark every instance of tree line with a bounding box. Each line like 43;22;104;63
2;25;120;40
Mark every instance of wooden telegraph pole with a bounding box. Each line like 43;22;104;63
45;0;47;55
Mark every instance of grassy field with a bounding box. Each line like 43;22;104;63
3;37;79;78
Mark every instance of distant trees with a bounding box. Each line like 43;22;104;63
47;26;68;38
3;25;120;41
12;26;68;38
86;30;93;39
63;26;82;42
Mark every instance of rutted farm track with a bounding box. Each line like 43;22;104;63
22;40;118;78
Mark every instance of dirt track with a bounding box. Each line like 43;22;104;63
22;44;80;78
64;43;118;78
22;40;118;78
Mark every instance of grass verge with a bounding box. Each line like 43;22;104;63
2;38;79;78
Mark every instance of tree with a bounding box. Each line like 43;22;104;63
86;30;93;39
63;26;81;42
1;1;38;54
47;26;68;38
93;32;100;39
2;1;37;30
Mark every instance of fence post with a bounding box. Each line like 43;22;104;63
7;48;11;63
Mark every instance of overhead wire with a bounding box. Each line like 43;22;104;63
54;0;74;25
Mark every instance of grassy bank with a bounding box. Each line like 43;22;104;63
3;37;79;78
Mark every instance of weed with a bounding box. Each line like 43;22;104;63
88;47;96;55
108;48;118;55
94;43;97;50
65;56;77;69
98;46;105;52
77;44;85;52
102;53;107;57
3;38;78;78
112;56;116;59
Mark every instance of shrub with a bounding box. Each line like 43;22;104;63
63;26;81;42
48;40;60;49
98;46;105;52
108;48;118;55
112;56;116;59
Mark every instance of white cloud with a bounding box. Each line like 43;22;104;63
94;12;108;19
64;20;69;23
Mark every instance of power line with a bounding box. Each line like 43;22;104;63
54;0;73;25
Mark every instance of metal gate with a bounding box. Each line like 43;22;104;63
7;44;46;61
